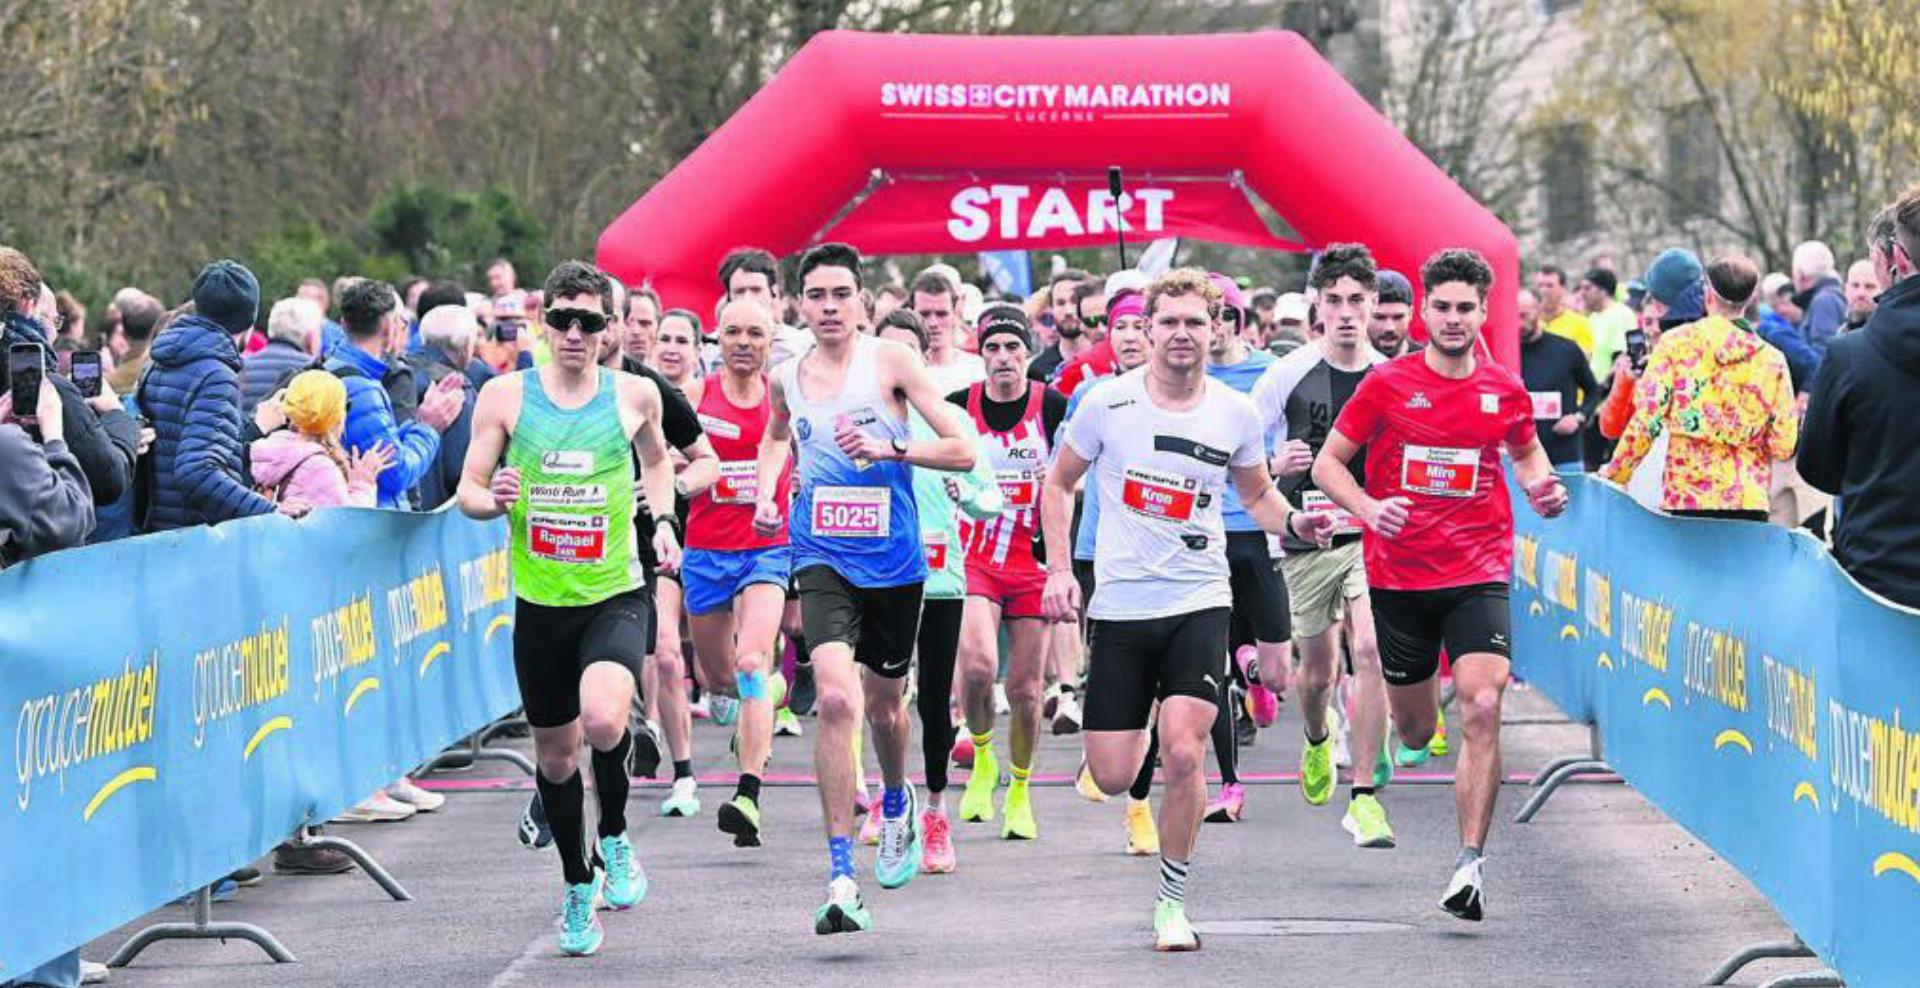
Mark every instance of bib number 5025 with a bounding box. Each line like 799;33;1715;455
812;486;891;538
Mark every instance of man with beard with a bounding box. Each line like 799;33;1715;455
1028;269;1095;383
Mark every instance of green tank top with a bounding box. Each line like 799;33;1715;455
506;368;640;606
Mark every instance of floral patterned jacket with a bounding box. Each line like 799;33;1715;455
1600;315;1798;512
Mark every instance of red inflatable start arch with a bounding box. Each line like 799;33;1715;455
596;30;1520;368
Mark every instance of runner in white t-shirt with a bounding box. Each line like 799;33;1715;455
1040;269;1333;953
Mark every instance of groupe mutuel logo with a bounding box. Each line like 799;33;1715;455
880;80;1233;112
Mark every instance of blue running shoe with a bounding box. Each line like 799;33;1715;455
558;876;605;956
874;787;924;890
596;832;646;909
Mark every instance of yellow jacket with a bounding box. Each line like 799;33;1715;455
1600;315;1797;512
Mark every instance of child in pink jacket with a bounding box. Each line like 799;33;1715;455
250;370;391;510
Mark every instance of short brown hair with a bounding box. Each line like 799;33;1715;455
1706;253;1759;308
909;270;957;306
1145;268;1223;319
0;245;43;314
1891;183;1920;269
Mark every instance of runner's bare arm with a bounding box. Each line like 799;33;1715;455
753;375;794;537
1232;462;1329;545
1313;427;1410;537
457;376;515;520
675;434;721;498
1509;436;1569;518
883;341;976;471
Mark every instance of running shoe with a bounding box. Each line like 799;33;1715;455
1247;682;1281;728
922;806;956;874
595;832;647;908
229;866;264;887
993;683;1010;716
628;720;664;779
1125;799;1160;856
859;800;884;846
875;788;923;889
1373;732;1396;789
1204;783;1245;823
717;795;763;847
1330;703;1352;770
1153;899;1201;952
690;694;712;720
950;735;975;769
1441;856;1485;922
1394;740;1433;768
814;876;873;935
1300;733;1335;806
767;669;789;712
558;876;605;956
387;777;445;812
1001;780;1037;840
774;708;804;737
1051;691;1083;735
520;794;553;849
959;743;999;823
1429;708;1450;756
709;695;741;727
1341;794;1396;849
1042;682;1062;721
789;661;817;717
1075;761;1110;803
660;776;701;818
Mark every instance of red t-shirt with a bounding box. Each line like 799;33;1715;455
686;377;791;552
1331;353;1537;591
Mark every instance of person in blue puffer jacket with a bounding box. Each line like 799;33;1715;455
139;260;282;531
322;279;463;509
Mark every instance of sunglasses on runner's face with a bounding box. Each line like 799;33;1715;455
545;308;608;335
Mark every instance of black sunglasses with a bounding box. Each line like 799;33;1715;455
545;308;609;335
1080;313;1107;328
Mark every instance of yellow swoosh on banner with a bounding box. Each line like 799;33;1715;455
419;642;451;678
1596;652;1615;671
1872;852;1920;885
485;615;513;642
1642;687;1672;709
1559;625;1581;641
244;716;294;761
1527;601;1545;618
1792;781;1821;812
343;677;381;717
1713;729;1753;754
84;766;157;822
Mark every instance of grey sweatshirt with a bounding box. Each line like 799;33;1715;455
0;427;95;568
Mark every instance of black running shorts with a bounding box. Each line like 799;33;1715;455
1370;582;1511;686
1225;530;1291;647
793;565;924;679
512;587;654;729
1083;607;1232;732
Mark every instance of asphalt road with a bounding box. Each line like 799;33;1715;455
85;688;1803;987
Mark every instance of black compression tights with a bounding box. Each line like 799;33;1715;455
914;598;965;794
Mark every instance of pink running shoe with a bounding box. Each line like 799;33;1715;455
1235;646;1282;728
1204;783;1246;823
951;735;975;769
922;808;956;874
859;800;884;846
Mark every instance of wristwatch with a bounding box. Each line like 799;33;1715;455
653;512;682;541
890;437;909;460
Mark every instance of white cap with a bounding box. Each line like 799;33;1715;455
1275;292;1310;324
959;283;986;325
1104;269;1150;299
1760;272;1792;299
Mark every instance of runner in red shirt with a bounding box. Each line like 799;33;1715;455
1311;248;1568;924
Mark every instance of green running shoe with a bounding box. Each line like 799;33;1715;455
558;876;605;956
595;832;646;908
1429;708;1450;756
1300;733;1334;806
717;795;763;847
1341;793;1397;848
774;708;804;737
959;743;999;822
1000;779;1037;840
1394;741;1432;768
814;876;874;935
1153;898;1201;952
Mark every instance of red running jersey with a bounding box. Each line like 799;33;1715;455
1331;353;1537;592
687;377;791;551
963;382;1051;572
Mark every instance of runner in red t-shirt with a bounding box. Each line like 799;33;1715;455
1311;248;1568;924
681;299;796;848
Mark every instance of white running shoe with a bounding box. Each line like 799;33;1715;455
1051;691;1084;735
387;777;445;812
335;790;416;823
1441;856;1486;922
660;776;701;817
993;683;1010;716
1330;703;1352;770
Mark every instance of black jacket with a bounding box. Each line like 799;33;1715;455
3;311;137;506
1799;274;1920;608
413;349;475;511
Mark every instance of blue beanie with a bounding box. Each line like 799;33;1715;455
192;259;260;336
1643;248;1704;324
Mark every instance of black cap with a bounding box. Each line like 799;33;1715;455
1583;267;1619;297
975;304;1032;350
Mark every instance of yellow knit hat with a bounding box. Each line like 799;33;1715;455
283;369;347;438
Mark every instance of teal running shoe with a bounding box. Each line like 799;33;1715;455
814;876;874;935
596;832;646;909
558;876;605;956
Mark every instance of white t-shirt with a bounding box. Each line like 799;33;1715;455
1065;369;1267;621
928;349;987;392
771;325;817;370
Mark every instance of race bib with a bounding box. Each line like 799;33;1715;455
528;512;609;562
1401;444;1480;498
712;461;758;504
997;469;1039;510
924;530;950;570
1121;466;1199;522
1302;489;1363;536
812;486;891;538
1529;391;1564;420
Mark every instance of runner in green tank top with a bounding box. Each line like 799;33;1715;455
459;261;682;958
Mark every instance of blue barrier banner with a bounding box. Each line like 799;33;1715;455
1512;475;1920;988
0;508;516;977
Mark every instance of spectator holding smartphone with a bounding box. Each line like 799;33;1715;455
0;376;94;567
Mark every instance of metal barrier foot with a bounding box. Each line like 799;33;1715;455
106;885;296;968
1704;937;1817;985
421;729;535;777
1528;754;1589;785
295;829;412;901
1757;972;1843;988
1512;759;1615;823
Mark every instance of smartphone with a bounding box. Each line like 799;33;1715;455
71;349;103;399
9;343;46;413
1624;328;1649;375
